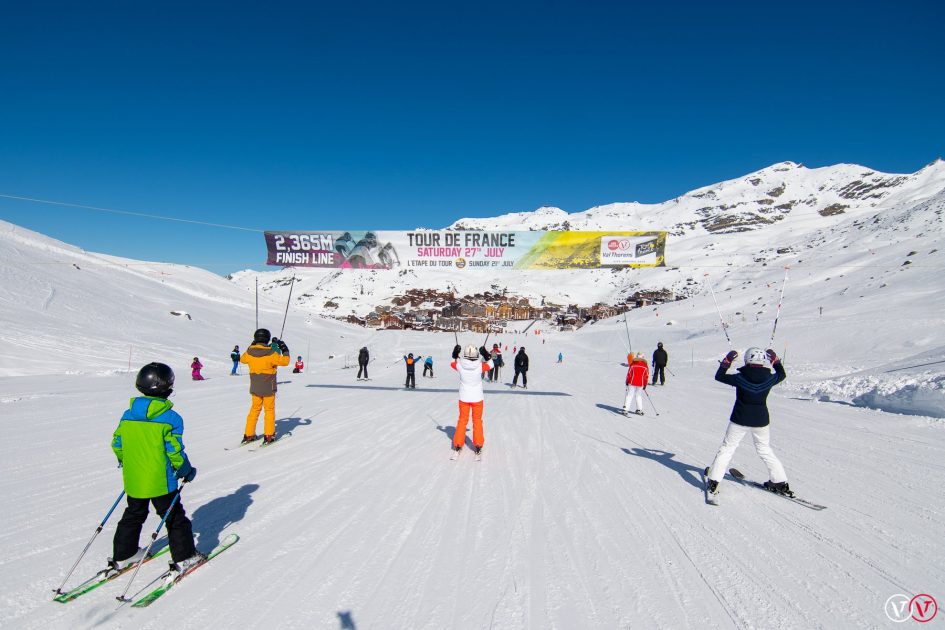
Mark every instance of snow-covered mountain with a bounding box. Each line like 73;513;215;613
234;159;945;320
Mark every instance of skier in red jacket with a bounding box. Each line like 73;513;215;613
623;353;649;416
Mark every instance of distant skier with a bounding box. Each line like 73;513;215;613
293;356;304;374
240;329;290;445
557;352;563;364
450;344;493;458
623;353;649;415
652;342;668;385
423;355;434;378
190;357;204;381
488;343;503;382
357;347;370;380
512;347;529;388
109;363;204;575
403;353;421;389
230;345;240;376
705;348;788;502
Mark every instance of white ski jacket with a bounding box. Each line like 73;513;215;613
451;357;492;403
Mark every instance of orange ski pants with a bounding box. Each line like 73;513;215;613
453;401;484;449
245;394;276;437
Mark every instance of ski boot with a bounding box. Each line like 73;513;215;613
240;434;258;445
167;552;207;579
108;547;146;571
450;445;462;461
763;481;793;497
262;434;276;445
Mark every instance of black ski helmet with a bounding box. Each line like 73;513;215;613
657;342;663;348
135;362;175;398
254;328;271;344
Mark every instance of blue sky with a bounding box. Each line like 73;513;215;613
0;0;942;274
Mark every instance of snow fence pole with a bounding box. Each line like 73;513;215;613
769;266;789;346
279;269;296;339
116;483;184;603
53;490;126;596
643;388;660;416
705;274;732;348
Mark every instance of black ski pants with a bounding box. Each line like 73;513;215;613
423;364;433;377
405;371;416;388
357;362;368;379
652;366;665;385
113;491;196;563
512;369;527;387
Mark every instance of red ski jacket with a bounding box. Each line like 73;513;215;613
626;360;649;387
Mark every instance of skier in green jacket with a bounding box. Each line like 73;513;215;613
109;363;204;574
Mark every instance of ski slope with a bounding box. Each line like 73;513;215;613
2;318;943;629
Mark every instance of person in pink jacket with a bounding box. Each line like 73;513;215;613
191;357;204;381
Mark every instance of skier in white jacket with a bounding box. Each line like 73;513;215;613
450;343;493;458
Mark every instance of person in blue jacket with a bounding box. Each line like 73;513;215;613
423;355;434;378
704;347;789;501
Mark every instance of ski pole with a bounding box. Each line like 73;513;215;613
769;266;789;345
279;270;297;339
643;388;660;417
53;490;126;596
623;314;632;349
116;483;184;603
255;277;258;330
667;367;676;377
705;274;732;348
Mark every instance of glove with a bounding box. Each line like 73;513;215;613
766;349;779;364
479;346;491;361
176;460;197;483
452;344;461;360
722;350;738;365
277;339;289;355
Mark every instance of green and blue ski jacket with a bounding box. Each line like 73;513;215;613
111;397;190;498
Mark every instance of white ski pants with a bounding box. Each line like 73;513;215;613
708;422;787;483
623;386;644;413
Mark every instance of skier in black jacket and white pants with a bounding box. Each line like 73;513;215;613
706;347;788;499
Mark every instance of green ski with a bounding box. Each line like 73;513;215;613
131;534;239;608
54;546;170;603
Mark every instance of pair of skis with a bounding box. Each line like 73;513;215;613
703;468;826;510
54;534;238;607
224;432;291;451
450;448;482;462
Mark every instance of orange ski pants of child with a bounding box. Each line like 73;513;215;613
453;401;484;449
245;394;276;437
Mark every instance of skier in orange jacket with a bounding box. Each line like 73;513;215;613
240;328;290;444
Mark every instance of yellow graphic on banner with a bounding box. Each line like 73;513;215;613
515;231;665;269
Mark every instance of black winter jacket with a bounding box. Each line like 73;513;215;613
514;351;529;372
358;348;369;365
653;348;668;367
715;362;786;427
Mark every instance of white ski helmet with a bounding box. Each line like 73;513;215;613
744;347;767;366
464;344;479;360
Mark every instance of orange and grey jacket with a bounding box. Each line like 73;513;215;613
240;343;290;396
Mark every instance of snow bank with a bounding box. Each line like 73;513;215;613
803;371;945;418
